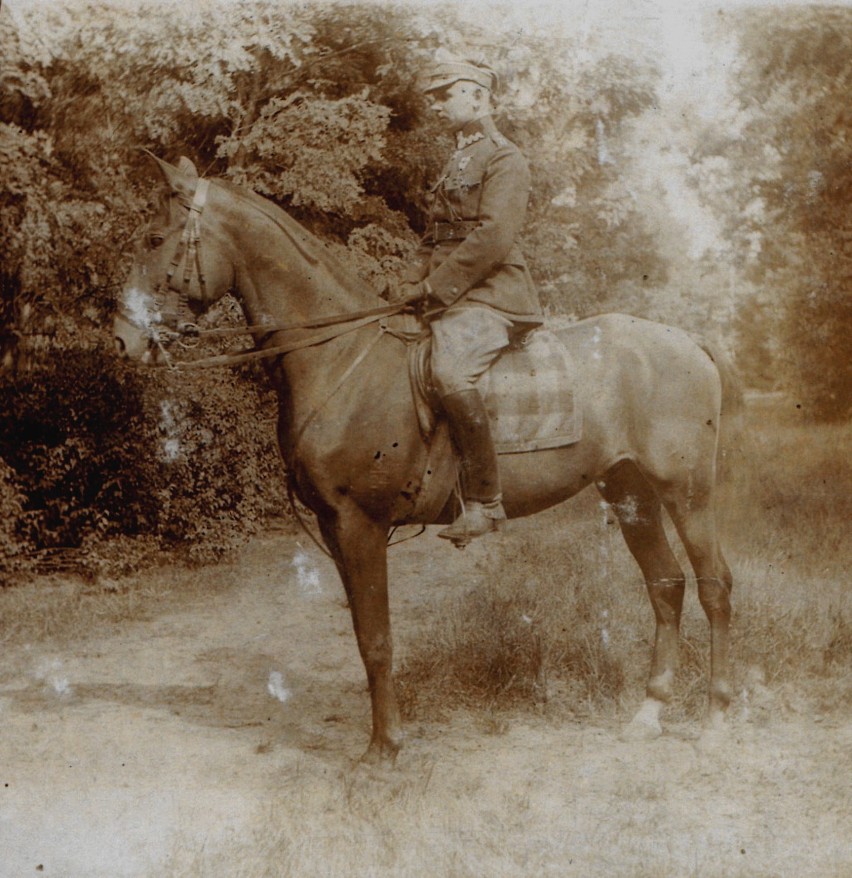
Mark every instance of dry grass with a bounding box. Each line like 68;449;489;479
0;544;256;646
156;764;779;878
399;409;852;723
0;575;166;644
158;728;852;878
398;508;643;719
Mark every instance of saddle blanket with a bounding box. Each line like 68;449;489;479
411;328;582;453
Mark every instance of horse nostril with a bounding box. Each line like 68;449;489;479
114;337;127;358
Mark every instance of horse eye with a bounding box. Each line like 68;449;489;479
148;232;165;248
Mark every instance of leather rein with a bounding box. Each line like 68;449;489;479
122;177;412;371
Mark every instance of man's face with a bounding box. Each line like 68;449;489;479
429;80;485;131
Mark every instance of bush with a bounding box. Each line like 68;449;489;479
0;458;32;576
0;346;287;580
137;364;288;562
0;348;160;550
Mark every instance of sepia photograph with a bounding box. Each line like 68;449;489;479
1;0;850;874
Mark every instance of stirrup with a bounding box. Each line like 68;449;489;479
438;498;506;548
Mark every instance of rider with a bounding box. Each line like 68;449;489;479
390;58;543;544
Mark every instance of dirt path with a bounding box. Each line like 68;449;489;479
1;530;850;877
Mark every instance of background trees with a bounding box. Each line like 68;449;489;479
1;1;848;576
729;7;851;419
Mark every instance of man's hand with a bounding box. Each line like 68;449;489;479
387;281;428;307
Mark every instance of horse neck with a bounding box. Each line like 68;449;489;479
219;185;379;326
215;183;387;433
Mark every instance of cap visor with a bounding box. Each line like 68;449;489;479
422;75;460;93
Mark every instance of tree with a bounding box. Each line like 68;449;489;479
728;6;852;418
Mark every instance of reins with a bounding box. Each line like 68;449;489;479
184;302;407;339
166;302;410;370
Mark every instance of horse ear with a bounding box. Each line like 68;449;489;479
176;156;198;178
142;150;199;196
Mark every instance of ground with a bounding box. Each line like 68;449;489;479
1;527;850;878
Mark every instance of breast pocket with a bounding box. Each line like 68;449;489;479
444;174;483;216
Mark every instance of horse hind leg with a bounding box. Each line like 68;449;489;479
662;488;733;730
597;461;686;740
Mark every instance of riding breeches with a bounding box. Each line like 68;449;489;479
430;306;514;398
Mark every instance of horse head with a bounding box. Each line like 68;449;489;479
114;155;235;364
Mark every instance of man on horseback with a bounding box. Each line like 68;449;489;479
390;58;543;544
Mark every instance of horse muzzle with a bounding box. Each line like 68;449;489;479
113;310;160;364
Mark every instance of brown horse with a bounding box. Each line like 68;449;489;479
114;156;734;761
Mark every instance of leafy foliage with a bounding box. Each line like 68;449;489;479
727;7;852;417
0;124;57;299
224;94;392;215
1;0;847;578
0;350;287;579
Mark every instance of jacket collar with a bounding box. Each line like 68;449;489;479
455;116;496;150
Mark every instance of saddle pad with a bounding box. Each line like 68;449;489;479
410;328;581;453
480;329;581;452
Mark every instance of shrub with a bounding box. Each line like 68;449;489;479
0;346;287;580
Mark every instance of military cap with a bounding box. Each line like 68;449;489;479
422;60;498;93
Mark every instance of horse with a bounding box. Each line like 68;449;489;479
114;155;734;761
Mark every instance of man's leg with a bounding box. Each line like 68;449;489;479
430;307;512;545
438;388;506;543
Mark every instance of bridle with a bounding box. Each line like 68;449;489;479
116;178;211;366
157;177;210;340
119;176;417;370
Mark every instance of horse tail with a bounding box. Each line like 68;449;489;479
694;335;745;485
697;338;744;418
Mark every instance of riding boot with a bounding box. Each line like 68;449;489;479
437;389;506;546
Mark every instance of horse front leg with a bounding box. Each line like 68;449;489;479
319;508;403;762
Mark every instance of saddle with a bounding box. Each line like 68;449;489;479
390;315;582;524
408;322;582;452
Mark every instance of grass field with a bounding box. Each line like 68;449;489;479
398;406;852;724
2;404;850;878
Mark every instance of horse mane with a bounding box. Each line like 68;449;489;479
212;177;383;303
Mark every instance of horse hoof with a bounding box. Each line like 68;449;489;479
360;736;401;765
621;698;664;742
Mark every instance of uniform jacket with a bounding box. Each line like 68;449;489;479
405;115;543;323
